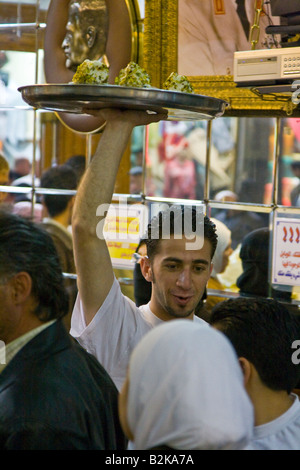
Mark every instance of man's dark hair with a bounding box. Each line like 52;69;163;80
210;297;300;393
145;206;217;261
64;155;86;184
40;165;78;217
0;211;69;321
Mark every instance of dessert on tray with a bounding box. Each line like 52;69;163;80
163;72;194;93
72;59;109;84
71;59;193;95
114;61;152;88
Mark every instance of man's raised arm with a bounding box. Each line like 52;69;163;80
72;109;167;325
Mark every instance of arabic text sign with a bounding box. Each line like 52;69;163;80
272;218;300;286
103;203;149;269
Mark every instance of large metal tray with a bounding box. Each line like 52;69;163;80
18;84;228;121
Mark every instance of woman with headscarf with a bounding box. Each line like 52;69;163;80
205;218;233;313
118;319;254;450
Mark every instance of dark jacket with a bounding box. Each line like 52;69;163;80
0;321;127;450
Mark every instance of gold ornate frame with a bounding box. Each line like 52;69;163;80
126;0;144;64
143;0;300;117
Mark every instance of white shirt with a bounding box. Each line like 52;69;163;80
245;394;300;450
70;276;208;390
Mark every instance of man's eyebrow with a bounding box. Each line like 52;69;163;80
162;257;181;263
192;259;210;266
162;257;210;265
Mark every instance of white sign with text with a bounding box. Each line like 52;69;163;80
272;217;300;286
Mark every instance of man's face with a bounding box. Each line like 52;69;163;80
62;2;108;70
143;236;213;321
62;7;90;70
130;174;143;194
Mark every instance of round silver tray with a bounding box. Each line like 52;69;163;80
18;84;228;121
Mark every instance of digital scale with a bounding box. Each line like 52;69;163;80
233;46;300;87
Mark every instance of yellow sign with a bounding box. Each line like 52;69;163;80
103;203;149;269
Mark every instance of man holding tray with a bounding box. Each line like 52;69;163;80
70;108;218;391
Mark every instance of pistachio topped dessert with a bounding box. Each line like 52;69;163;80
115;61;152;88
72;59;109;84
163;72;194;93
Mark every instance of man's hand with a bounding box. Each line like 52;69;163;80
82;107;168;127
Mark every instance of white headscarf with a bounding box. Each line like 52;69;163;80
211;217;232;277
127;320;254;450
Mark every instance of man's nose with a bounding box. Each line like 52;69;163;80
176;269;192;289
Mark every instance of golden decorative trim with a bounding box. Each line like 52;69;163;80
189;75;300;117
161;0;177;84
144;0;163;87
125;0;142;64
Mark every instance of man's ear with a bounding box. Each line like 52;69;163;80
139;256;153;282
10;272;32;304
86;26;96;48
238;357;252;386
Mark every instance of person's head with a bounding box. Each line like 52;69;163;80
118;319;254;450
210;297;300;394
62;0;109;71
237;226;291;301
214;189;237;203
64;154;86;184
0;153;10;203
0;211;69;343
210;218;232;277
291;161;300;178
213;189;238;219
236;227;269;297
12;200;43;223
133;238;147;264
139;207;217;321
13;157;31;177
40;165;78;222
129;166;143;194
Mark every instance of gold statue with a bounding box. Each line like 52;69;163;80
62;0;109;72
44;0;132;133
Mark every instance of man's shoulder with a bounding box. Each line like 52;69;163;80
71;340;119;391
193;315;209;327
41;220;73;250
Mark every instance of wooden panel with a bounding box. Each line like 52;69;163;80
39;113;130;193
0;3;47;52
0;3;47;23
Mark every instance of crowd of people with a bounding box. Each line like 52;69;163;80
0;103;300;451
0;108;299;451
1;0;299;451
